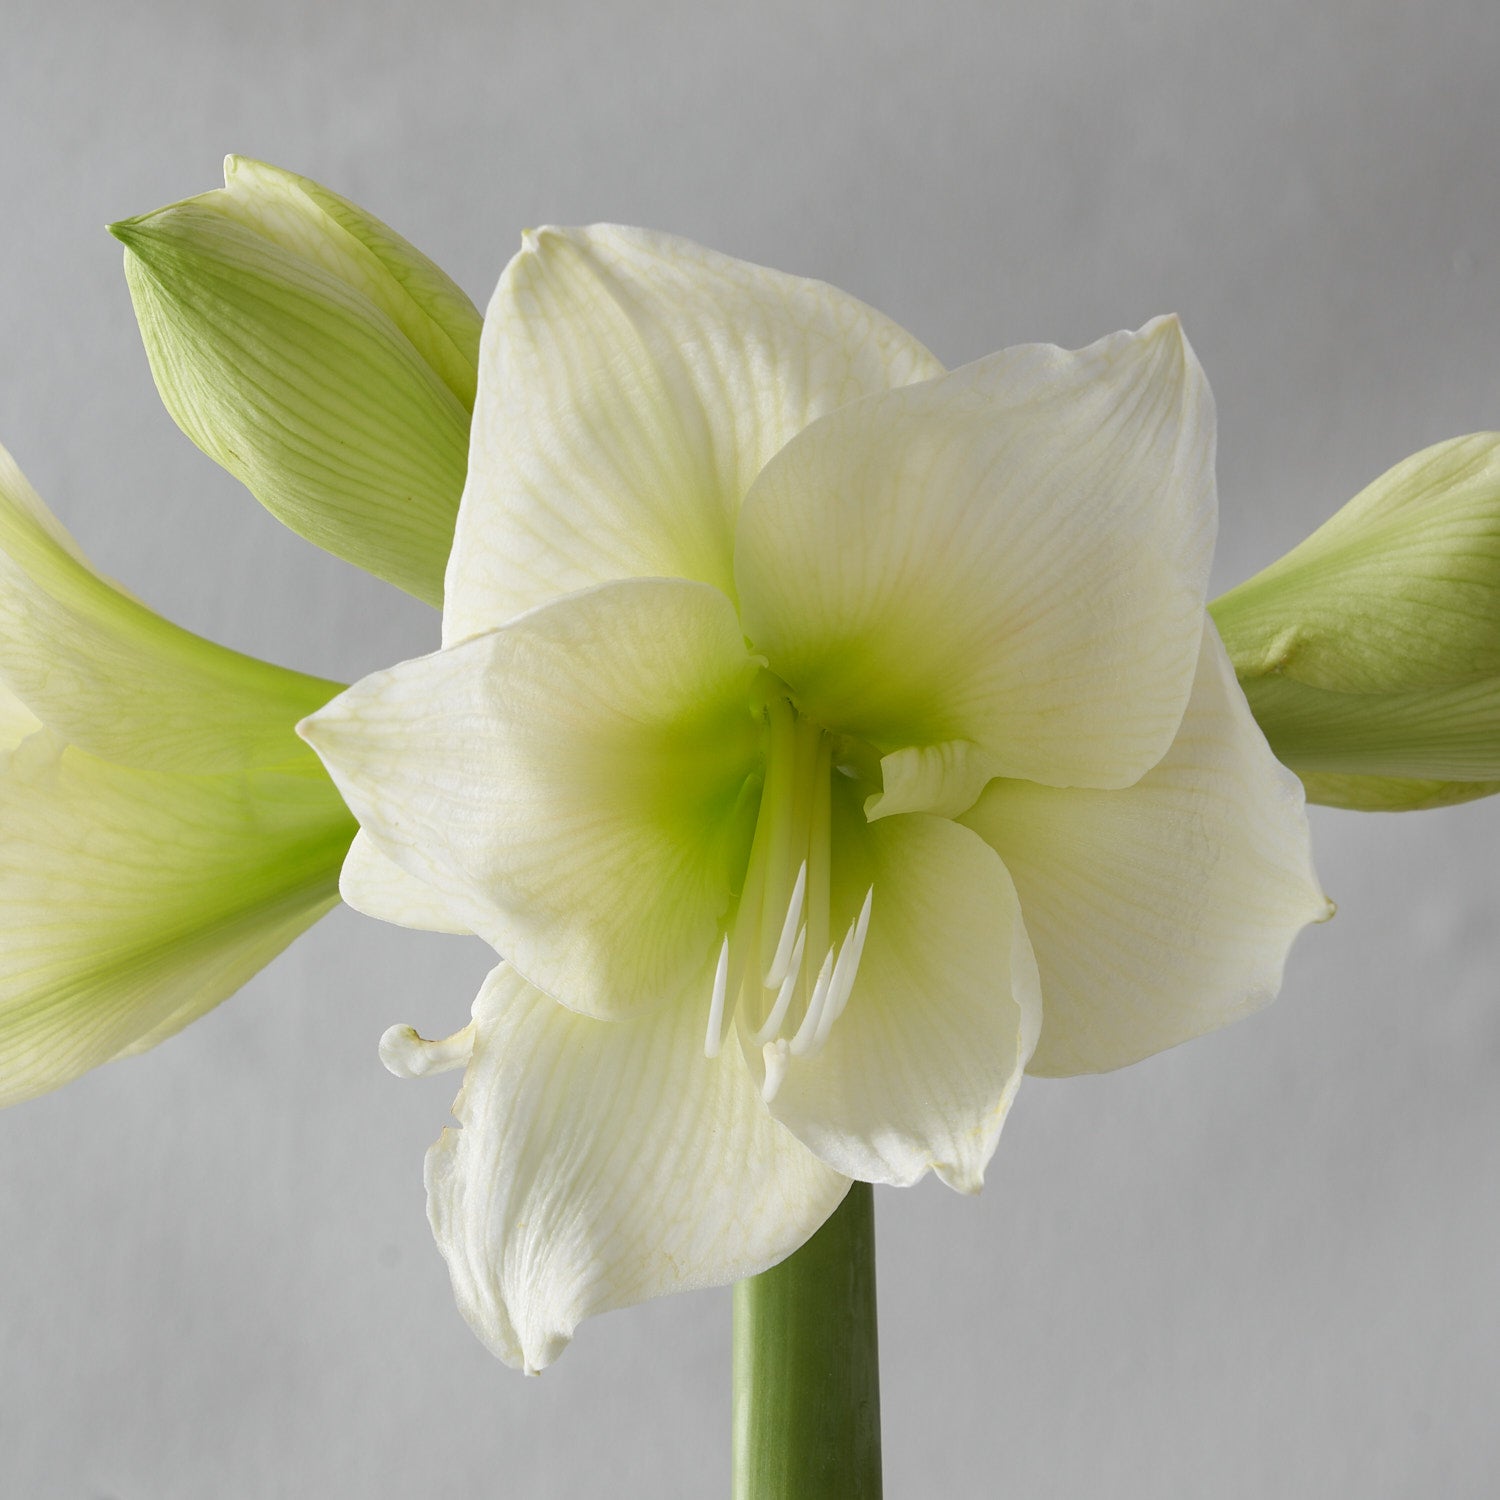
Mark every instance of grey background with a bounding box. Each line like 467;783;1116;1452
2;2;1498;1495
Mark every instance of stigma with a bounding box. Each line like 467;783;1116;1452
703;692;873;1101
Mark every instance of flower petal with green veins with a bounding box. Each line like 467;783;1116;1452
441;225;943;645
742;790;1040;1193
212;156;482;410
0;735;354;1109
1240;669;1500;781
0;444;337;774
734;318;1216;797
1212;433;1500;692
423;964;849;1373
339;830;471;935
301;579;764;1019
963;625;1330;1076
1292;771;1500;813
114;203;470;605
0;444;357;1106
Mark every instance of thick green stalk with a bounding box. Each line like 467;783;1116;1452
732;1182;882;1499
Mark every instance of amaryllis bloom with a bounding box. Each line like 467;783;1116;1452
302;227;1330;1372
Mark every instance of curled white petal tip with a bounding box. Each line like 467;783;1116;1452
934;1159;987;1196
293;711;321;749
379;1022;475;1079
426;967;847;1373
522;1334;569;1376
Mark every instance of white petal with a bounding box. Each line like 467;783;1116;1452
747;786;1041;1193
0;733;351;1107
863;739;993;821
339;829;471;935
302;578;762;1020
736;317;1216;794
426;965;848;1372
0;442;336;774
443;225;942;644
963;623;1332;1076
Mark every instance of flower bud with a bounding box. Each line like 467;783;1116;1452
1211;434;1500;810
112;157;481;605
0;443;356;1106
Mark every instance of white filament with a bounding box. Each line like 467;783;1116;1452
764;860;807;988
814;887;873;1049
753;925;806;1046
703;937;731;1058
789;947;838;1056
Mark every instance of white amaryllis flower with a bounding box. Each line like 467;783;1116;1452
301;227;1331;1372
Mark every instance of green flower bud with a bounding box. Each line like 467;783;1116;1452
112;157;481;605
1211;434;1500;810
0;442;356;1107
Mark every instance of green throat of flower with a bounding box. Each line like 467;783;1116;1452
707;686;875;1102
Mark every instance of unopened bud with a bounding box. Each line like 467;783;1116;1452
112;157;481;604
1211;434;1500;810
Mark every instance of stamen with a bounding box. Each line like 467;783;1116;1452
764;860;807;988
801;736;833;1019
813;887;873;1050
379;1022;475;1079
789;946;837;1056
724;801;771;1012
704;694;872;1072
753;925;806;1045
756;697;800;976
761;1039;791;1103
703;937;731;1058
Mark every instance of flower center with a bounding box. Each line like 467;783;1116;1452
704;689;873;1102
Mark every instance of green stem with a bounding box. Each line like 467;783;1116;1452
731;1182;882;1499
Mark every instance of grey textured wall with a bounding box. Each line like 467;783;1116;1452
3;3;1499;1496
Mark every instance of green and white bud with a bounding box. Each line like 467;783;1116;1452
1211;434;1500;810
0;444;356;1106
112;157;481;605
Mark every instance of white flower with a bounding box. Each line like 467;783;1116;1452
301;227;1330;1372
